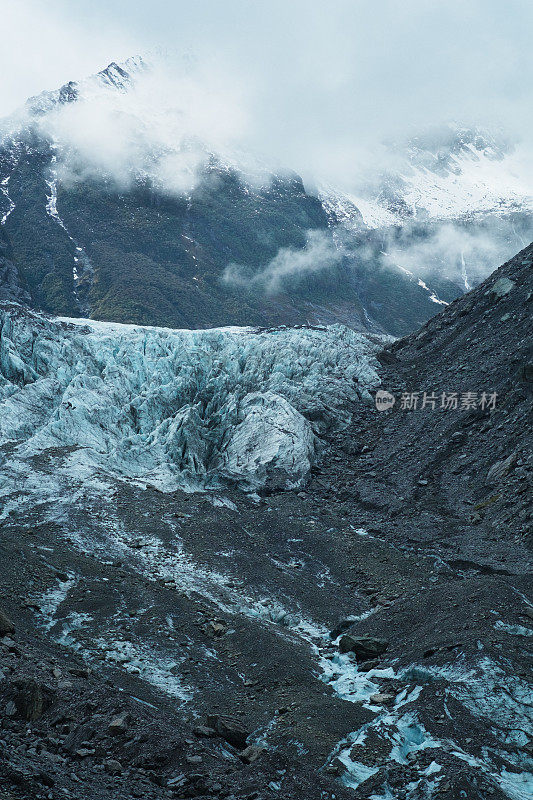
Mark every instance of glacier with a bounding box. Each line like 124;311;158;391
0;305;382;495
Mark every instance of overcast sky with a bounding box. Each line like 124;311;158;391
2;0;532;186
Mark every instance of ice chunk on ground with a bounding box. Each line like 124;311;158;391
221;391;317;490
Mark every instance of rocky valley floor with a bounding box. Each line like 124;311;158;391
0;245;531;800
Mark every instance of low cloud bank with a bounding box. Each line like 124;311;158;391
382;220;531;289
223;216;533;298
222;230;343;295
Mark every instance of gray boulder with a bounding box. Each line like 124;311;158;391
206;714;249;748
338;635;389;660
0;610;15;636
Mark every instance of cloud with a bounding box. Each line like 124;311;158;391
380;217;532;288
2;0;533;196
0;1;138;116
37;58;251;194
222;230;343;295
221;216;532;303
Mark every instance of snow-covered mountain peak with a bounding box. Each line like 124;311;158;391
402;123;511;174
23;55;148;117
95;55;147;91
321;123;532;229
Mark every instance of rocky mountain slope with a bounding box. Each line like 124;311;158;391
0;243;531;800
0;60;531;335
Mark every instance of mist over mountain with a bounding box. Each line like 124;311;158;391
0;56;531;334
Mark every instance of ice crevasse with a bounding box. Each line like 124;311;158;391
0;305;382;492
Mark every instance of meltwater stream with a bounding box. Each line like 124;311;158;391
33;522;533;800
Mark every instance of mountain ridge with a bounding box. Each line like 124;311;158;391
0;58;531;335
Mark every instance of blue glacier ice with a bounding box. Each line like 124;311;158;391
0;305;382;494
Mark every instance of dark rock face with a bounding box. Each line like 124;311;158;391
0;231;30;305
12;679;54;721
206;715;249;748
0;256;29;304
338;635;388;659
0;134;464;335
0;610;15;636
